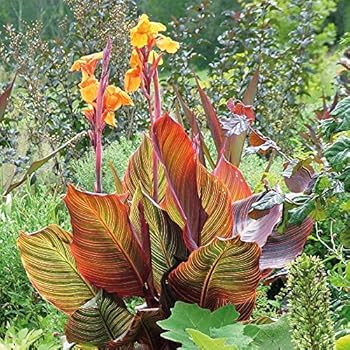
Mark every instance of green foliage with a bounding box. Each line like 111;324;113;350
287;254;335;349
0;183;67;339
209;0;337;150
158;302;293;350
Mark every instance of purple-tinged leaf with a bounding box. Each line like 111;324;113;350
260;218;313;270
0;74;16;121
232;193;283;247
195;76;223;154
221;115;249;137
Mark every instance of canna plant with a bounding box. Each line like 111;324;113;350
17;14;313;350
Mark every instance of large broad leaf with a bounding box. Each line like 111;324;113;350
259;217;313;270
65;290;133;347
123;134;166;200
186;329;238;350
158;301;239;350
152;113;207;251
64;185;150;297
0;74;16;121
232;193;283;247
213;155;252;202
110;308;167;350
17;225;95;315
196;162;233;245
3;131;86;196
143;194;187;292
247;316;293;349
168;237;261;318
195;77;223;154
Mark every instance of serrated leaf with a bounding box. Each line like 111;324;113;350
65;290;133;347
17;225;95;315
158;302;239;350
249;316;293;349
210;324;254;348
186;329;238;350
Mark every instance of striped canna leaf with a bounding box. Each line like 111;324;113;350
152;113;207;251
123;134;166;200
65;290;133;347
213;155;252;202
168;237;261;319
196;161;233;245
142;194;187;292
17;224;95;315
64;184;150;297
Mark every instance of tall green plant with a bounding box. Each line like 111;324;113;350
287;254;335;349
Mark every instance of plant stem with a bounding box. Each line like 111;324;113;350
95;129;103;193
153;69;161;121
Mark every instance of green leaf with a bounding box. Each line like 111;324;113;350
65;290;133;347
331;96;350;119
210;324;255;348
325;136;350;172
288;197;315;226
158;302;239;350
186;329;238;350
336;334;350;350
249;316;293;350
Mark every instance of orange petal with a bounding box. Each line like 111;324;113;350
79;77;99;104
103;111;117;127
124;68;142;92
156;35;180;54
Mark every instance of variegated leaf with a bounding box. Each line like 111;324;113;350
17;224;95;315
109;308;167;350
152;113;207;251
123;134;166;200
168;237;261;319
65;290;133;347
64;185;149;297
143;194;187;292
196;162;233;245
260;218;313;270
213;155;252;202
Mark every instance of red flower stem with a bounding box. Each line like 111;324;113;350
153;69;161;121
94;38;112;193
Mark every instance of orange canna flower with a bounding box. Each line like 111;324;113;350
102;85;134;127
130;14;166;48
104;85;134;111
156;35;180;54
124;67;142;93
70;51;103;76
79;76;99;104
